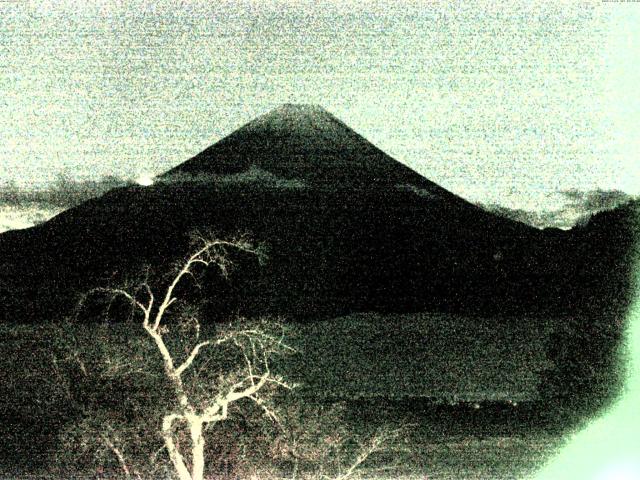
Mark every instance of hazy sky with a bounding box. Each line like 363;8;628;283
1;0;638;211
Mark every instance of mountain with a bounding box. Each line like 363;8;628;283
163;104;456;195
0;105;637;477
0;105;635;325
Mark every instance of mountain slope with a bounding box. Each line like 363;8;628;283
0;183;546;323
162;104;462;199
0;105;634;326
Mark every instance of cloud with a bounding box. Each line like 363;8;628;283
0;168;307;233
479;204;574;229
160;166;306;189
396;184;442;199
481;189;637;230
0;174;132;209
0;174;132;233
0;204;64;233
560;189;635;212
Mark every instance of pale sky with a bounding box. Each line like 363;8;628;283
1;0;638;211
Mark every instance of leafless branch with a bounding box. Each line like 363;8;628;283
101;434;137;479
333;427;402;480
175;341;212;377
70;234;291;480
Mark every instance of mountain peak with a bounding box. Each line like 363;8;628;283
161;105;456;196
236;103;348;139
273;103;327;114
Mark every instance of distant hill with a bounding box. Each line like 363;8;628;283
0;105;636;326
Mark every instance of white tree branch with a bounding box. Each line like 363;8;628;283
101;435;133;479
175;341;212;377
90;287;148;316
81;236;291;480
334;428;400;480
162;414;192;480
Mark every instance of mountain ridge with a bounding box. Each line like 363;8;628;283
161;104;463;201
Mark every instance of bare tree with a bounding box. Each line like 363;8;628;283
48;234;404;479
261;400;405;480
79;234;294;480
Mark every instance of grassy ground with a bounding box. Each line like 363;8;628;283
377;433;566;480
284;312;556;402
0;314;584;479
332;399;572;480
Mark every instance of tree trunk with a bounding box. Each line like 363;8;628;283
163;415;193;480
190;419;206;480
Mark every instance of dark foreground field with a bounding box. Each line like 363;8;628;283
338;398;573;480
0;313;607;479
0;396;573;479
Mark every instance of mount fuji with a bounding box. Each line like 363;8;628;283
0;105;634;325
